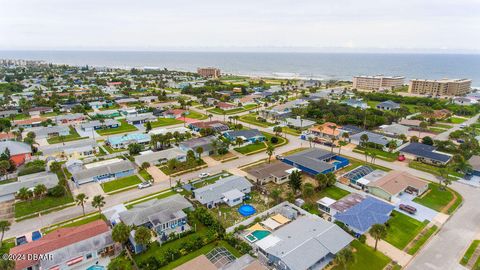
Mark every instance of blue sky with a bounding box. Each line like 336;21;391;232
1;0;479;52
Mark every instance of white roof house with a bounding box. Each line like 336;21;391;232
193;175;253;207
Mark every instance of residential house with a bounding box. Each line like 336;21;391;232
88;110;121;118
282;117;316;129
380;123;410;137
0;110;18;118
0;132;16;141
28;106;53;117
350;131;403;151
468;155;480;176
139;96;159;103
80;119;120;132
134;148;187;166
126;113;157;125
376;100;400;110
305;122;344;143
223;129;265;144
246;162;297;185
234;95;261;105
162;109;187;119
118;194;193;251
193;175;253;208
0;171;58;203
106;133;151;149
89;101;106;109
366;171;429;201
32;125;70;139
0;141;32;166
398;142;452;165
13;117;47;129
282;148;349;175
343;99;368;109
71;159;136;185
54;113;87;125
149;126;190;136
318;193;394;234
179;136;217;156
9;220;117;270
115;97;138;105
189;121;229;133
454;97;478;106
216;102;237;111
423;109;451;120
39;139;98;159
399;119;422;128
255;215;353;270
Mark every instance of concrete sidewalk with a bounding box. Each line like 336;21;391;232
366;235;412;266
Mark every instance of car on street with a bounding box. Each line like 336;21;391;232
198;172;210;178
137;181;152;189
399;204;417;214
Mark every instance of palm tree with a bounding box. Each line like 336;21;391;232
112;223;131;249
17;187;32;201
0;220;11;248
208;114;213;122
266;144;274;163
370;152;377;164
308;137;314;148
270;189;282;205
134;227;152;248
334;247;355;270
195;147;204;160
33;184;47;198
75;193;89;216
369;224;387;251
91;195;105;213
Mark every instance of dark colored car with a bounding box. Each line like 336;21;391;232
399;204;417;214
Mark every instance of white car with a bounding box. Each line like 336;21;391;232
460;123;468;128
198;172;210;178
137;181;152;189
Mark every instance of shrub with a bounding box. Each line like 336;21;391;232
358;234;366;244
47;185;66;197
270;136;279;144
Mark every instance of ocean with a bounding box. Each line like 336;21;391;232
0;51;479;86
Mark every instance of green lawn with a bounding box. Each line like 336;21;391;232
103;145;127;154
234;142;266;154
354;146;398;162
126;190;176;209
445;116;468;124
384;211;428;250
96;119;138;135
413;183;454;212
262;132;287;148
43;214;104;234
208;104;258;115
282;126;302;136
460;240;480;265
332;240;391;270
15;194;74;218
100;175;142;193
149;118;184;128
433;123;453;129
47;127;87;144
428;127;446;133
239;114;275;127
139;169;153;180
186;110;207;120
408;161;463;178
317;186;350;200
408;225;438;255
0;178;17;185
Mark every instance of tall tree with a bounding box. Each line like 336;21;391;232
134;227;152;248
334;247;355;270
75;193;89;216
0;220;11;249
112;223;131;248
369;224;387;251
266;144;274;163
91;195;105;213
288;170;303;194
195;147;204;160
33;184;47;198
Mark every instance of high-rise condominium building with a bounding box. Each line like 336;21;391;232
408;78;472;96
197;67;221;78
352;75;405;91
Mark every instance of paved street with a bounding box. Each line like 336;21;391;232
5;107;480;270
434;113;480;140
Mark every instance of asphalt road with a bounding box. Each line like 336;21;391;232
434;113;480;140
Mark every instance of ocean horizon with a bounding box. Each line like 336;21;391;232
1;50;479;87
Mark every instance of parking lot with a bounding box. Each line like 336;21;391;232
394;193;438;222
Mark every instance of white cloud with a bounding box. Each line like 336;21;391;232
0;0;479;52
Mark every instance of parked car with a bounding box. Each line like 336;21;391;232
137;181;152;189
399;204;417;214
460;123;468;128
198;172;210;178
275;154;284;160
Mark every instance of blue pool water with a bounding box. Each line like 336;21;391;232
86;266;105;270
252;230;270;240
238;204;256;217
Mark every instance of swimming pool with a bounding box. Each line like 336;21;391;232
245;230;271;243
238;204;256;217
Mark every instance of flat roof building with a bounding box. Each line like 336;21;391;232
198;67;221;78
408;78;471;96
353;75;405;91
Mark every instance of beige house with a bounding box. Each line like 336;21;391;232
408;78;471;96
245;162;297;185
367;171;428;201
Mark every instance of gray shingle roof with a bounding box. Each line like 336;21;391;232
256;215;353;270
80;119;120;129
350;131;401;147
284;148;336;173
134;148;186;166
193;175;253;205
179;136;216;153
224;129;263;140
119;194;192;226
0;172;58;202
72;160;135;181
39;138;97;155
0;141;32;156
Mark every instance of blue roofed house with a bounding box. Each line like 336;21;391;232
223;129;265;144
106;133;151;149
318;193;395;235
282;148;349;175
193;175;253;208
376;100;401;111
399;142;452;166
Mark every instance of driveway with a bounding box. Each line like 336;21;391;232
458;175;480;188
146;166;169;182
394;193;438;222
75;126;98;139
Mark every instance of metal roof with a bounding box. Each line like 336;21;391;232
0;141;32;156
193;175;253;205
400;142;452;163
